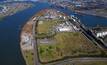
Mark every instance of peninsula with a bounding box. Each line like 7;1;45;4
20;9;107;65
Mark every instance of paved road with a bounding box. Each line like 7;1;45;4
32;16;40;65
43;57;107;65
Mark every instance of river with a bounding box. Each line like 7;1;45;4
0;2;107;65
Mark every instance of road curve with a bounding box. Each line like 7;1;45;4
32;16;41;65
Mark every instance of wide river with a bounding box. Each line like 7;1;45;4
0;2;107;65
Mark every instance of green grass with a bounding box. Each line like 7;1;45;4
23;50;34;65
38;44;60;62
37;19;63;33
36;31;56;39
38;32;102;62
37;19;56;33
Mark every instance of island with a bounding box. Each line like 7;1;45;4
20;9;107;65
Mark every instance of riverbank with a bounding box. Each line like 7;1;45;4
0;2;35;20
20;14;37;65
50;1;107;19
74;9;107;18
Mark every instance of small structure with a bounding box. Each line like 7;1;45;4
21;32;33;50
92;27;107;47
97;31;107;38
55;21;79;32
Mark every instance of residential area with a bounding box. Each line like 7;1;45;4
0;2;34;19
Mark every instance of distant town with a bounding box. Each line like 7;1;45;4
0;2;34;19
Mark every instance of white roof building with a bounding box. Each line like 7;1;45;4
97;31;107;37
22;33;31;43
58;27;71;32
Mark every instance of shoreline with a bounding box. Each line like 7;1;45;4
20;15;36;65
0;2;34;21
74;10;107;19
19;9;53;65
52;1;107;19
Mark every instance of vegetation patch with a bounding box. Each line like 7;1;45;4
38;32;102;62
23;50;34;65
37;19;63;33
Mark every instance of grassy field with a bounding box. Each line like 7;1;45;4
23;50;34;65
37;19;56;33
37;19;63;33
38;32;102;62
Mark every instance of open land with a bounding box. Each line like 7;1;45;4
20;9;107;65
